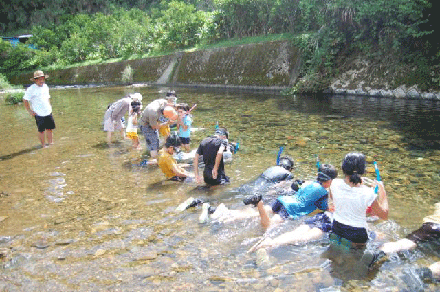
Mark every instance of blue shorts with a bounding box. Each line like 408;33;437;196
35;114;55;132
304;212;332;232
140;125;159;151
271;199;290;219
179;137;191;145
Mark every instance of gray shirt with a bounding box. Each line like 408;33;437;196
109;97;131;120
140;98;167;127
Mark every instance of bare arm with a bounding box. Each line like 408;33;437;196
194;153;202;183
24;100;35;116
212;144;225;179
172;163;191;178
370;181;388;220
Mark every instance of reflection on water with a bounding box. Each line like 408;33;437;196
1;86;440;291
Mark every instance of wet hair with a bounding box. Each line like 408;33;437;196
317;164;338;183
177;103;190;112
131;101;142;113
214;127;229;139
341;152;366;184
278;156;295;171
165;134;181;148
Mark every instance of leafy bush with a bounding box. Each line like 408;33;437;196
4;92;24;105
0;73;12;90
0;42;37;75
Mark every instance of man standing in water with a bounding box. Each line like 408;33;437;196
194;128;230;186
23;70;56;148
140;98;178;164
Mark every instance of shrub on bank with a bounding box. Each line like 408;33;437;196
4;92;23;105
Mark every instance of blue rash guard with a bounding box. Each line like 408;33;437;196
276;181;328;219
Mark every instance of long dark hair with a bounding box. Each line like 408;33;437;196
341;153;366;184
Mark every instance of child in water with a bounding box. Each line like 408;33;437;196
126;101;142;150
176;103;193;152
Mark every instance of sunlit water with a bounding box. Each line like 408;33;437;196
1;85;440;291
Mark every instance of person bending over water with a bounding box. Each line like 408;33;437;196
103;93;142;145
157;134;193;182
140;98;178;164
194;128;230;186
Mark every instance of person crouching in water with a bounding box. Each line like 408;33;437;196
194;128;230;186
157;134;193;182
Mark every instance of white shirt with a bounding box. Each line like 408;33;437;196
330;178;377;229
126;114;137;133
23;83;52;116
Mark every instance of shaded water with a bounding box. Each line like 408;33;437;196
1;86;440;291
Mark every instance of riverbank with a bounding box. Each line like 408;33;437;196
8;40;440;99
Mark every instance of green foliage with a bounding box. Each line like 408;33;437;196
153;1;214;50
4;92;24;105
0;0;438;93
0;40;37;75
0;73;12;90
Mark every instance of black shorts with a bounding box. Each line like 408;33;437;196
180;137;191;144
406;222;440;243
203;171;230;186
169;176;186;182
35;114;55;132
332;220;369;244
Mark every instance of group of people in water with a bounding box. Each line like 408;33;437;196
21;70;438;285
102;90;440;283
103;90;232;186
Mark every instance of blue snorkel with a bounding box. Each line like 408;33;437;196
234;141;240;154
373;161;381;193
316;154;321;171
276;146;284;165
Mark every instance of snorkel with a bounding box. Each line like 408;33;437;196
366;160;381;215
316;154;321;170
276;146;284;165
373;161;381;194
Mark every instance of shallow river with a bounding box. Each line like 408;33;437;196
1;85;440;291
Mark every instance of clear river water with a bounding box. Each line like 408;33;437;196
1;85;440;291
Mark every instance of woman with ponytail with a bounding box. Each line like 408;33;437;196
330;153;388;245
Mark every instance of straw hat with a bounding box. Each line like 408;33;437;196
30;70;49;81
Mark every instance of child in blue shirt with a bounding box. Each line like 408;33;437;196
177;103;192;152
244;164;338;229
